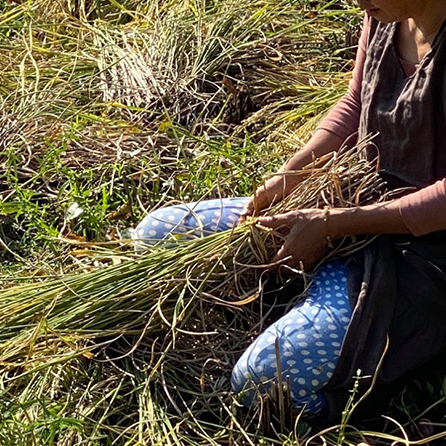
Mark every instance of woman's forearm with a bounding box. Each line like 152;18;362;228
280;129;345;173
328;200;411;239
258;199;410;270
250;129;346;211
271;129;346;196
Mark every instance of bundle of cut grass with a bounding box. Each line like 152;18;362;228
0;142;386;444
0;141;384;368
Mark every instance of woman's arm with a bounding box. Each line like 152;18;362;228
242;14;370;218
316;14;369;141
259;181;446;270
329;200;410;237
258;199;410;270
258;173;446;271
399;179;446;235
241;129;345;216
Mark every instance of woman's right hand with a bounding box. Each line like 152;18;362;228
239;129;346;223
239;178;284;222
239;173;301;222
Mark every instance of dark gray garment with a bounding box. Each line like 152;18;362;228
322;17;446;418
359;17;446;188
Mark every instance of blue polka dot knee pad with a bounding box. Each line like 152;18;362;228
232;260;352;418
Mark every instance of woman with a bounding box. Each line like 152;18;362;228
136;0;446;419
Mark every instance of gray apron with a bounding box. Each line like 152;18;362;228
323;17;446;418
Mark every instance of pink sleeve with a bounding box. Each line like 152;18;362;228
399;180;446;236
316;14;370;141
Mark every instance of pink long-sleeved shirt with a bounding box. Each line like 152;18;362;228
317;14;446;236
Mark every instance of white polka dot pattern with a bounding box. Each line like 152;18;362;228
133;197;250;246
135;202;351;420
231;260;352;419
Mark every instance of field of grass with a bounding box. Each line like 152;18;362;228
0;0;445;444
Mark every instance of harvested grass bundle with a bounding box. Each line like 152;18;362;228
0;142;383;364
0;143;385;443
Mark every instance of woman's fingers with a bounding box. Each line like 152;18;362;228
238;199;254;225
259;214;299;267
271;241;292;266
238;177;287;226
238;194;273;225
258;217;300;268
270;227;304;268
258;213;296;229
240;200;254;216
260;209;327;271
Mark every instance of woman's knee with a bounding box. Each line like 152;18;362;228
230;329;312;403
231;345;329;417
133;197;250;245
231;343;281;406
134;206;190;242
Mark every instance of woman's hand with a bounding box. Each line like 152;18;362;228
239;130;347;223
239;177;285;221
258;200;411;271
258;209;329;271
239;174;302;222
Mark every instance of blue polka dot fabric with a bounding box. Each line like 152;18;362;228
133;197;250;244
134;198;352;419
231;260;352;418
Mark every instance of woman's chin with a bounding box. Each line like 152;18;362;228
368;9;402;24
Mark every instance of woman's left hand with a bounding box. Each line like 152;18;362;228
258;200;411;271
258;209;329;271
